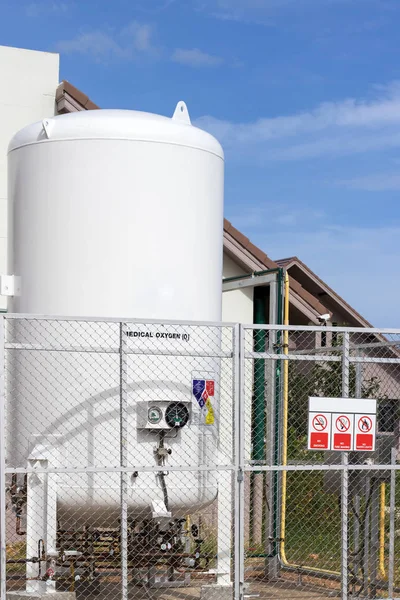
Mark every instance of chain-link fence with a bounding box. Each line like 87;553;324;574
0;317;237;600
241;325;400;600
1;318;400;600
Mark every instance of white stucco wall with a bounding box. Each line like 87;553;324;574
222;252;254;324
0;45;59;310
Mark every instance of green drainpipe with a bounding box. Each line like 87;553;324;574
249;286;268;547
249;269;284;557
252;286;268;466
272;268;284;557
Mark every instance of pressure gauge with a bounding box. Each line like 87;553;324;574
148;406;162;425
165;402;189;428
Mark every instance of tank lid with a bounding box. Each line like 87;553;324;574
8;102;224;159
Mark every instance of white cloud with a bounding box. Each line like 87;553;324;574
172;48;224;67
338;173;400;191
26;1;69;16
57;21;155;62
195;81;400;161
197;0;386;23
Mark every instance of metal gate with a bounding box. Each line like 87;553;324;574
1;317;399;600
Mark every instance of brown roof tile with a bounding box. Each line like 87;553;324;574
223;219;330;317
56;80;99;110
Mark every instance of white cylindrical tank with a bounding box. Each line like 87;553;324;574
6;104;225;526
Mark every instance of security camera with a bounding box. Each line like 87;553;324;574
318;314;331;322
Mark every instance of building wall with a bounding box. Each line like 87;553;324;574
0;45;60;310
222;253;253;324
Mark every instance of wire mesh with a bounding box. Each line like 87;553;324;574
242;325;400;600
1;319;400;600
2;317;236;600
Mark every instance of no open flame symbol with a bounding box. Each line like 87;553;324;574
358;416;372;432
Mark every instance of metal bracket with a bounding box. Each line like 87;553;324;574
223;272;278;293
0;275;20;297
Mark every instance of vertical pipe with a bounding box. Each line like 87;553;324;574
341;452;349;600
273;269;284;560
353;496;361;589
279;272;290;565
217;326;234;586
235;324;245;600
251;287;267;546
0;317;6;600
370;483;379;597
234;324;241;600
341;332;350;600
119;323;128;600
353;351;362;585
388;447;396;600
265;279;278;579
379;482;386;579
363;478;371;595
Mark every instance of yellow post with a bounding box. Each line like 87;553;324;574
379;483;386;578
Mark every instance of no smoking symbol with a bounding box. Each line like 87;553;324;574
358;416;372;432
336;415;350;432
313;414;327;431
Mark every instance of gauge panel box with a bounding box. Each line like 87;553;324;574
137;400;192;430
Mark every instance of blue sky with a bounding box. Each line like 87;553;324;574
1;0;400;326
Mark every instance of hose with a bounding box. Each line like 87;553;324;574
279;271;339;577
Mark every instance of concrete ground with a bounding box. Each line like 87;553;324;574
7;577;340;600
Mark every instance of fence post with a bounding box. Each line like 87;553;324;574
234;324;245;600
341;332;350;600
120;322;128;600
0;316;6;600
388;447;396;600
265;282;279;579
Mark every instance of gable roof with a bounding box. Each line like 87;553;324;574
275;255;373;328
223;219;330;322
56;80;99;113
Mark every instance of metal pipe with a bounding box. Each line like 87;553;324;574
271;268;284;568
278;272;339;576
119;323;128;600
16;515;26;536
223;268;282;285
342;453;349;600
250;287;268;546
379;483;386;579
279;271;289;565
265;278;279;579
0;317;6;600
278;324;352;580
388;448;396;600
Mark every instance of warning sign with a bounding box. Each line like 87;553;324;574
355;414;376;451
307;397;377;452
332;413;354;450
308;412;331;449
358;416;372;432
192;378;215;425
336;415;350;432
313;414;328;431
